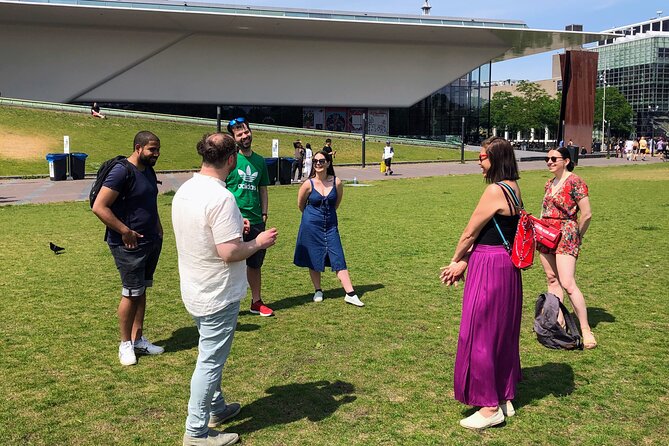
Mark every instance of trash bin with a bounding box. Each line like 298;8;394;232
69;152;88;180
566;145;579;166
279;157;294;185
264;158;278;184
45;153;68;181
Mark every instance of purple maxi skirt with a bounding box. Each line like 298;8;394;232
453;244;523;407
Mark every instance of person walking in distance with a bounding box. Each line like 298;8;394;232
173;133;278;446
382;140;394;175
291;140;305;183
225;117;274;317
92;131;164;366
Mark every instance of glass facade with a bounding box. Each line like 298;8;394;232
595;30;669;137
389;63;492;143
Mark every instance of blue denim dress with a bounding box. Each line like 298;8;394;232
293;178;347;272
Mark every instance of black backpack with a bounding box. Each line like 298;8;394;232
89;156;135;208
534;292;583;350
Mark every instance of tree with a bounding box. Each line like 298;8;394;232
490;83;561;138
593;87;633;137
490;91;524;135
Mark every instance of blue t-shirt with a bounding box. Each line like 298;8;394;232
102;162;159;246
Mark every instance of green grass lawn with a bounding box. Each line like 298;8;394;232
1;163;668;445
0;106;473;176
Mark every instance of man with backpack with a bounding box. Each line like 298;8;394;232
92;131;164;366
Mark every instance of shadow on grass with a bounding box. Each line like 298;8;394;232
161;323;261;353
588;307;615;328
239;283;384;314
515;362;575;409
229;380;356;435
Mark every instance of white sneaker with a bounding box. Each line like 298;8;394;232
313;290;324;302
344;294;364;307
119;340;137;366
134;336;165;355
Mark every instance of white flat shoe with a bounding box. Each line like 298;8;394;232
459;408;504;430
500;400;515;417
344;294;364;307
313;290;324;302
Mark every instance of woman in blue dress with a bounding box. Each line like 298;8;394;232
294;151;364;307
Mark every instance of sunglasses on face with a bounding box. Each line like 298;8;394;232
228;117;246;127
544;156;564;163
478;153;488;162
314;158;327;165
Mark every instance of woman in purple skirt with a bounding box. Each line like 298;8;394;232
440;137;523;430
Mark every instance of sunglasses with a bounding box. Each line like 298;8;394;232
314;158;327;165
544;156;564;163
228;117;246;127
478;153;488;162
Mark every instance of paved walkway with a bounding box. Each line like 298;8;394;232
0;156;659;206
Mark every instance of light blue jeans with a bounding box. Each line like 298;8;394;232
185;301;240;437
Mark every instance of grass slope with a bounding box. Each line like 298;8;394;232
0;106;473;176
0;163;667;445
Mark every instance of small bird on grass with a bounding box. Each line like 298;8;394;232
49;242;65;254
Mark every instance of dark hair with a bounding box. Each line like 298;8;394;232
196;133;237;168
133;131;159;148
484;138;520;184
305;143;312;149
293;141;302;149
325;138;332;144
227;119;250;135
309;150;335;178
554;147;575;171
481;136;503;148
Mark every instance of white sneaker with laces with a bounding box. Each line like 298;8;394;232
313;291;324;302
344;294;364;307
134;336;165;355
119;340;137;366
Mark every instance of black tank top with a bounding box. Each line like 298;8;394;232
476;214;519;246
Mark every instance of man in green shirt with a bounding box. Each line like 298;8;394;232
226;118;274;317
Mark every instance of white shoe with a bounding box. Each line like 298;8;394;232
459;408;504;430
313;290;324;302
500;400;515;417
119;340;137;366
134;336;164;355
344;294;364;307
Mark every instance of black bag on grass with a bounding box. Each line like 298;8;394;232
534;292;583;350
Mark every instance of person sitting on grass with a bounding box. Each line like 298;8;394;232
91;102;106;119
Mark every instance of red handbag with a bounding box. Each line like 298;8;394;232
529;215;562;249
493;183;536;270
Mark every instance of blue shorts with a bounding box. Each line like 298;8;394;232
109;238;162;297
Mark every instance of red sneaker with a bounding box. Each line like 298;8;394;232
250;299;274;317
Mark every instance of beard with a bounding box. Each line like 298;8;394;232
139;153;158;167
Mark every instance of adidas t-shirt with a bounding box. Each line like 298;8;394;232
225;151;270;224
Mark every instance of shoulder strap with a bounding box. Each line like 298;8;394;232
497;182;524;210
492;216;511;253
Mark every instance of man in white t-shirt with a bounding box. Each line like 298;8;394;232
173;133;278;446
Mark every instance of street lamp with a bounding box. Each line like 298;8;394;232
648;105;659;155
599;70;607;155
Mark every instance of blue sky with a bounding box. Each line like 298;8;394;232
215;0;664;80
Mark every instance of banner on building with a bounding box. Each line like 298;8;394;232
348;108;366;134
303;107;324;130
368;108;389;135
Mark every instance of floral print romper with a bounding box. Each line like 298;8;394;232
537;174;589;258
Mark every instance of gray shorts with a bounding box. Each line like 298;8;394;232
109;238;162;297
243;222;266;269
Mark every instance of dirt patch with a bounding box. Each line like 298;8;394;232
0;127;58;159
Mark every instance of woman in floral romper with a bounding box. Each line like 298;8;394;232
538;147;597;348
